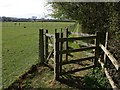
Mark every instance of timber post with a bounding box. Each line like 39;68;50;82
39;29;44;64
45;30;48;63
64;28;68;61
94;32;100;67
59;31;63;74
54;32;60;80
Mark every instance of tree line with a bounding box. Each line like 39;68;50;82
50;2;120;59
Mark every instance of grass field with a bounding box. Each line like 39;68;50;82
2;22;75;88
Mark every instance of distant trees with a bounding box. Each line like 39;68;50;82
32;16;37;21
1;16;32;22
2;16;12;22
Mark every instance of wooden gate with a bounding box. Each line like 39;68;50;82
53;30;100;80
39;28;120;89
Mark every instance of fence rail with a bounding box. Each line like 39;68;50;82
99;44;120;70
57;36;96;42
58;46;96;54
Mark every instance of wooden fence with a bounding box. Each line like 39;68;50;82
39;28;120;89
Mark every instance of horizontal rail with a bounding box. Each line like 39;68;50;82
58;46;96;54
75;41;95;47
99;44;120;70
61;56;95;65
61;65;94;75
71;32;95;36
57;36;96;42
98;59;118;90
45;33;54;38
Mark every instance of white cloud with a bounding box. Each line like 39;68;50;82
0;0;51;18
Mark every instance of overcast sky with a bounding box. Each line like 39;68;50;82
0;0;52;18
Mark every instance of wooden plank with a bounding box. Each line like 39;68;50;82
45;33;54;38
48;37;53;44
58;36;96;42
45;30;48;63
104;32;108;66
64;28;68;61
71;32;95;36
58;46;96;54
39;29;44;64
46;49;54;63
94;32;100;67
76;41;95;47
98;59;118;90
61;56;95;65
100;44;120;70
44;63;54;71
61;65;94;75
59;32;63;73
105;68;118;90
48;43;53;47
54;33;60;80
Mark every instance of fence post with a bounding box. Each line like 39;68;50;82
104;32;108;67
45;30;48;63
54;32;60;80
39;29;44;64
64;28;68;61
59;31;63;74
94;32;100;67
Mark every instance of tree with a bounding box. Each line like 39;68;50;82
32;16;37;21
50;2;120;34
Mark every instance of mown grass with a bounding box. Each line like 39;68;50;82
2;21;75;88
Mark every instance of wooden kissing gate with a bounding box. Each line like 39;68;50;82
39;28;120;90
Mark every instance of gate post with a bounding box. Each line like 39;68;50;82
94;32;100;67
59;31;63;74
64;28;68;61
54;33;60;80
39;29;44;64
45;30;48;63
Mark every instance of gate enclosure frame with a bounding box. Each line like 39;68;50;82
39;28;120;89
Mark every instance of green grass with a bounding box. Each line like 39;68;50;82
2;21;75;88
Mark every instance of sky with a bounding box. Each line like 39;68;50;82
0;0;52;18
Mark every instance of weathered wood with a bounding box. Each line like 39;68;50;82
39;29;44;64
98;59;118;90
104;68;118;90
45;30;48;63
71;32;95;36
61;56;95;65
48;43;53;47
58;46;96;54
75;41;95;47
45;33;54;38
64;28;68;61
94;32;100;67
100;44;120;70
104;32;108;66
44;63;54;70
46;49;54;63
48;37;53;44
58;36;96;42
61;65;94;75
98;58;104;69
59;32;63;73
54;33;60;80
